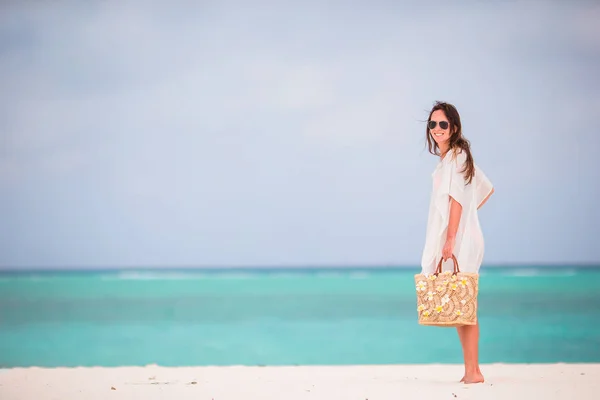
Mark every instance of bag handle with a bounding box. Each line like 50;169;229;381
434;254;460;275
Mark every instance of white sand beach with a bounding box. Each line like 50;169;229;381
1;363;598;400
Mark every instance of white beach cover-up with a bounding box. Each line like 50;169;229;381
421;149;494;274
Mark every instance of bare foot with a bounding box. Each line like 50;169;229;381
462;372;485;384
459;375;465;383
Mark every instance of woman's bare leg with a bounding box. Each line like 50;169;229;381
456;326;467;382
456;322;484;383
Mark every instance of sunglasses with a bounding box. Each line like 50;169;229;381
428;120;449;130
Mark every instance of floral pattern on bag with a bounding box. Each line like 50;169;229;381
414;270;478;326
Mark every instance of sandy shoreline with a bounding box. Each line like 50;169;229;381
1;363;598;400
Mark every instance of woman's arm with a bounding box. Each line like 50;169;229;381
478;188;495;210
442;196;462;261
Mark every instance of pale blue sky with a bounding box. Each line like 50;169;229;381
1;0;599;269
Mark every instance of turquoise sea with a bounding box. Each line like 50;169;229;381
1;266;599;368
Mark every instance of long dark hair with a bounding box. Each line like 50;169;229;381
426;101;475;184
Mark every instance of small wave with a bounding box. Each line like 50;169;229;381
100;272;205;281
267;272;308;279
314;272;347;278
17;274;58;282
501;268;578;277
208;272;260;280
100;271;264;281
349;272;370;279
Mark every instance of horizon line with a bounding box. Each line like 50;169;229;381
0;262;599;273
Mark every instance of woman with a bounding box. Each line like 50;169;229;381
421;101;494;384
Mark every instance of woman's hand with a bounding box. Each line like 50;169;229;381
442;237;455;261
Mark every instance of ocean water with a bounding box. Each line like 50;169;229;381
1;266;599;368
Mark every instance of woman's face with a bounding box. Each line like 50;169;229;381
428;109;452;147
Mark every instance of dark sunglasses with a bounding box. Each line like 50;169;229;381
428;120;449;130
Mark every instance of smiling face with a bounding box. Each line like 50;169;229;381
428;109;453;149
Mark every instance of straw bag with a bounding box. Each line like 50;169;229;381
414;255;478;327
